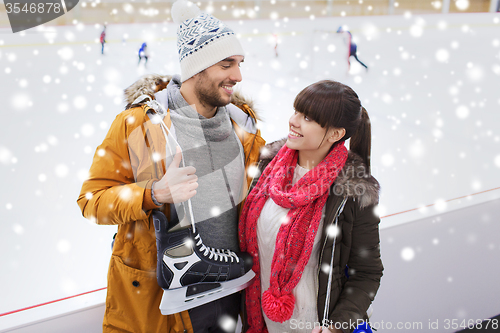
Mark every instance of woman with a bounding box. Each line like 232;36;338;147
239;80;383;333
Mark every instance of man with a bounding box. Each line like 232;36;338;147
77;1;265;332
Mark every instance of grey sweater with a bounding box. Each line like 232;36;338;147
166;76;245;252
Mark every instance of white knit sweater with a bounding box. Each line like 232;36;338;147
257;164;325;333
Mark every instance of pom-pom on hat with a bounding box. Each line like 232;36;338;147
171;0;245;82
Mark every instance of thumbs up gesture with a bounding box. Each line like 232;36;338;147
152;146;198;204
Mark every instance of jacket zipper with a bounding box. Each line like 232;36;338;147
316;196;348;305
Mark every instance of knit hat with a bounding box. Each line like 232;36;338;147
171;0;245;82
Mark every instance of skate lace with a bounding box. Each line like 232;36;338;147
194;234;240;263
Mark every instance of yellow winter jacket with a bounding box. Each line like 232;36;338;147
77;77;265;332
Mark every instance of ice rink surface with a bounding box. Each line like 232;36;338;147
1;11;500;331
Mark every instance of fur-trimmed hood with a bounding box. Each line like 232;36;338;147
257;138;380;209
123;74;256;115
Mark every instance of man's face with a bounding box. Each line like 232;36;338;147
194;55;244;109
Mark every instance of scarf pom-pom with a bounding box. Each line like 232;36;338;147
262;290;295;323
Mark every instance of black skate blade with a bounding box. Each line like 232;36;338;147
186;283;221;297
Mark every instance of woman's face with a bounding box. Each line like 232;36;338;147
286;111;331;152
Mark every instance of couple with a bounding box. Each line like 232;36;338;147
77;1;383;333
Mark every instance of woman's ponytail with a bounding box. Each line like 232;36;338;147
349;107;371;175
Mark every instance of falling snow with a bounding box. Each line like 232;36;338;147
401;247;415;261
1;11;499;322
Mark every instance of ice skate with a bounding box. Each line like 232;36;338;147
153;210;255;315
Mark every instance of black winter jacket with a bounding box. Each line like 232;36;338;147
250;139;383;333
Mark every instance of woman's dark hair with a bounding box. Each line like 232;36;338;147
293;80;372;173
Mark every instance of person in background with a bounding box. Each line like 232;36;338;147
100;25;106;55
138;42;149;67
273;33;279;57
240;80;383;333
337;26;368;71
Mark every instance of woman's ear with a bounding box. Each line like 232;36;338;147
328;128;346;143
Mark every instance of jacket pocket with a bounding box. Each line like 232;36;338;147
104;255;186;333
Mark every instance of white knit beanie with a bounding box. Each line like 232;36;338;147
171;0;245;82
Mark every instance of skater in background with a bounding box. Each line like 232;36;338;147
138;42;149;67
240;80;383;333
337;26;368;71
77;0;265;332
100;25;106;55
273;33;279;57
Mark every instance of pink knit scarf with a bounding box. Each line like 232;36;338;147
239;142;348;333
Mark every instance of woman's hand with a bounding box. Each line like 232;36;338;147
311;326;343;333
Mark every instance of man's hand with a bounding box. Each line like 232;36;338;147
153;146;198;204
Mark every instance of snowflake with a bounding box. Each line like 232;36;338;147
211;206;221;217
12;93;32;110
246;164;260;178
326;225;339;238
119;187;133;201
374;204;386;217
57;102;69;114
61;277;77;294
74;96;88;109
494;155;500;168
58;47;74;60
57;239;72;253
455;105;469;119
381;94;393;104
81;123;95;137
13;224;24;235
400;247;415;261
381;153;395;167
435;48;449;62
218;315;236;332
64;31;75;41
55;164;69;178
409;140;424;158
434;199;447;212
466;64;484;81
0;146;13;165
448;85;459;96
455;0;469;10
